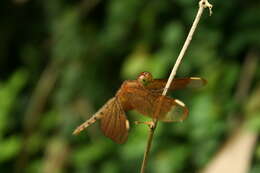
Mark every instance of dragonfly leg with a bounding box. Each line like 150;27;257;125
135;121;155;129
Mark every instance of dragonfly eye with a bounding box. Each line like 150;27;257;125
137;72;153;86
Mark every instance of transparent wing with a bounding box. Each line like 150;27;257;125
100;97;129;144
146;77;207;92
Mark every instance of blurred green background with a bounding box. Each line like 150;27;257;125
0;0;260;173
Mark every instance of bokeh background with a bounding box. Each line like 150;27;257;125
0;0;260;173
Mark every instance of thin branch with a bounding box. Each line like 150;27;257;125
140;1;213;173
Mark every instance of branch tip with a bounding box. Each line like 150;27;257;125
200;0;213;16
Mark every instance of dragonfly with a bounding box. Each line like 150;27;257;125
73;72;206;144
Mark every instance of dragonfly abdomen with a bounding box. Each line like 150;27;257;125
73;110;104;135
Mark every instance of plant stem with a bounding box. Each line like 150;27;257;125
140;1;213;173
140;121;157;173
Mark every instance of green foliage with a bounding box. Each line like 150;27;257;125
0;135;21;162
0;0;259;172
0;70;27;163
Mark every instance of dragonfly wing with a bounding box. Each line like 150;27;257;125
125;86;189;122
100;97;129;144
154;96;189;122
125;88;157;117
127;90;188;122
146;77;206;92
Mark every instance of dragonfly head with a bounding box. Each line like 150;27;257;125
137;72;153;86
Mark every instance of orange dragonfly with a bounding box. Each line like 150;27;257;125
73;72;206;144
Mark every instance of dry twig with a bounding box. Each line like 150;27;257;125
140;1;213;172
